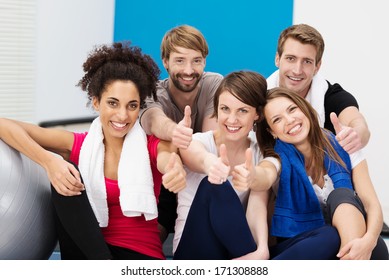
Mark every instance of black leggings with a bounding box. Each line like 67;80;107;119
50;163;159;260
51;186;112;259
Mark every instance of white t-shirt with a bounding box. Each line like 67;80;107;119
311;149;365;210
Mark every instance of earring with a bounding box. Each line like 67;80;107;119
273;135;278;140
252;122;257;132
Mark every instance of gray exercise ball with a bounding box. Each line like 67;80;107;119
0;140;57;259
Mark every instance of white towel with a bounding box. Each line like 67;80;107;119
267;70;329;127
79;117;157;227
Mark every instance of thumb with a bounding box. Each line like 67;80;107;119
330;112;343;135
219;144;229;166
165;152;177;172
244;148;253;170
183;105;192;128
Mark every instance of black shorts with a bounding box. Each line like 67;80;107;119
326;187;366;223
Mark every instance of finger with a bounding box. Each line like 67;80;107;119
54;182;82;196
233;166;248;180
330;112;343;135
63;177;84;193
168;176;186;192
175;133;192;145
51;172;82;193
345;145;358;154
244;148;253;170
232;168;249;191
68;165;84;189
165;152;177;172
339;136;355;153
162;168;182;188
208;175;222;185
173;126;193;149
183;105;192;128
337;243;351;259
219;144;229;166
165;177;186;193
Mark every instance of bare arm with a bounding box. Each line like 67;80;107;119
0;118;84;195
156;140;186;193
140;107;177;141
234;190;270;260
179;138;216;174
141;106;193;149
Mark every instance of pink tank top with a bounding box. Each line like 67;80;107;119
70;132;165;259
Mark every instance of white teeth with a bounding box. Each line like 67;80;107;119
288;124;301;134
289;76;302;81
227;126;239;131
182;76;194;81
112;122;126;128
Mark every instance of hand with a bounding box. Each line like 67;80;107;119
172;105;193;149
162;152;186;193
207;144;230;185
336;237;374;260
45;155;84;196
330;112;363;154
232;148;256;192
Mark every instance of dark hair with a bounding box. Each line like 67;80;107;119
212;71;267;118
212;71;278;159
77;41;160;108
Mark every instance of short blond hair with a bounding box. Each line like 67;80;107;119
277;24;325;65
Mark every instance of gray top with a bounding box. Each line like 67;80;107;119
140;72;223;133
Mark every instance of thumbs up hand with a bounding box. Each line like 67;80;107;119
330;112;362;154
205;144;231;185
172;105;193;149
232;148;256;192
162;152;186;193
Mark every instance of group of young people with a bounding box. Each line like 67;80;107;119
0;23;387;260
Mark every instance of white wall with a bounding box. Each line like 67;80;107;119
294;0;389;221
35;0;115;123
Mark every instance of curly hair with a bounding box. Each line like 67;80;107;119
77;41;160;108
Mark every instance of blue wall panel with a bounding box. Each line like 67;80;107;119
114;0;293;78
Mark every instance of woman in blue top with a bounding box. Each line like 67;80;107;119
257;87;388;260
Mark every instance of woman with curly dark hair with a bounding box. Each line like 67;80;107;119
0;42;186;259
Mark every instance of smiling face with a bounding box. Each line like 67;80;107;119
276;38;321;98
163;46;205;93
217;91;259;141
264;96;310;148
92;80;140;142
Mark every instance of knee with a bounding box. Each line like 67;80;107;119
327;188;366;224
